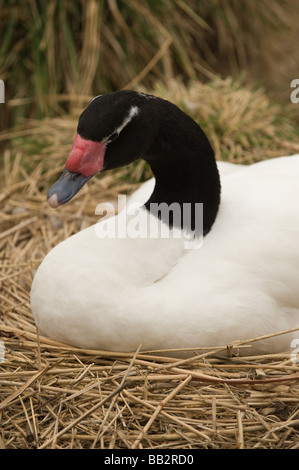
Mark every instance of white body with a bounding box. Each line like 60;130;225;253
31;156;299;354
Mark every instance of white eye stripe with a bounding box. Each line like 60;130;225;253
115;105;139;134
104;105;139;142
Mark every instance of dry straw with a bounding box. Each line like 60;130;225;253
1;80;299;449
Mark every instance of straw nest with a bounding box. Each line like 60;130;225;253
1;80;299;449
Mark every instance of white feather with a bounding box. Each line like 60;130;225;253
31;155;299;355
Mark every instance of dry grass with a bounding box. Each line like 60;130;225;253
1;79;299;449
143;78;299;163
1;324;299;449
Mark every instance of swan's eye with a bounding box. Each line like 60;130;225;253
108;131;118;143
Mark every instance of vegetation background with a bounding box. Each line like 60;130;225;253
1;0;299;174
1;0;299;125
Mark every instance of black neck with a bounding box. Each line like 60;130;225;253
143;104;221;236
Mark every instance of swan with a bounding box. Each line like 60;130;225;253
31;90;299;355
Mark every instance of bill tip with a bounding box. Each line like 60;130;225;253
47;193;60;208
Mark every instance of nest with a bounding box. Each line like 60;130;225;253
1;81;299;449
1;325;299;449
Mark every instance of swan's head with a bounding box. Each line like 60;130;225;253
47;91;155;207
46;89;218;236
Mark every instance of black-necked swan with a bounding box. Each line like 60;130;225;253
30;90;299;355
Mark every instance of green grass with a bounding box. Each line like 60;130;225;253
1;0;299;131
